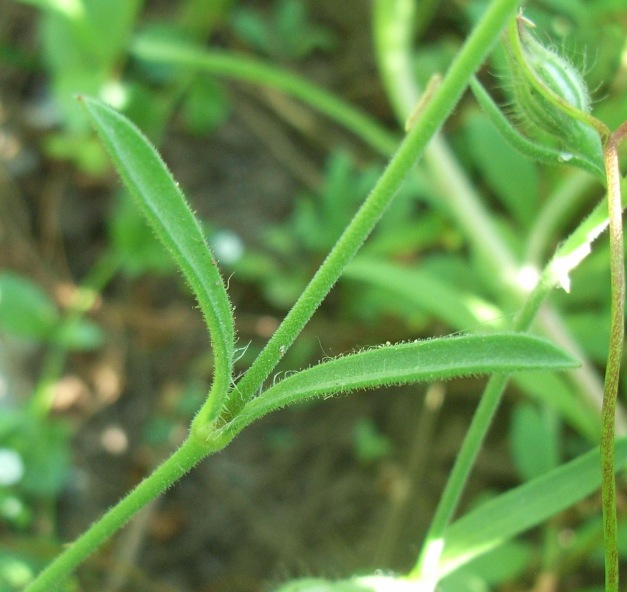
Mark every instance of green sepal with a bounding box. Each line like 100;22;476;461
470;77;605;182
502;15;604;174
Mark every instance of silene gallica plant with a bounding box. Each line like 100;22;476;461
22;0;627;591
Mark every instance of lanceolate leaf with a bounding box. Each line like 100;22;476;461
226;333;578;433
79;97;235;421
438;438;627;578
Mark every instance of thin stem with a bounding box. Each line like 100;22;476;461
373;0;422;124
130;37;399;157
600;127;626;592
223;0;522;419
25;437;214;592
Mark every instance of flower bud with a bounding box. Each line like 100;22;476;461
504;15;603;169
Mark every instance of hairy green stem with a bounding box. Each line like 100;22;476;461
24;437;217;591
600;125;627;592
223;0;522;418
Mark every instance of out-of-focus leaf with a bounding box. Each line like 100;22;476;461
463;111;539;228
0;273;58;341
510;403;559;481
512;371;598;440
345;257;503;332
181;76;230;135
54;318;104;350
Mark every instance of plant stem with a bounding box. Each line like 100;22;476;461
130;37;399;157
224;0;522;417
136;1;609;434
373;0;421;125
25;436;215;592
600;124;627;592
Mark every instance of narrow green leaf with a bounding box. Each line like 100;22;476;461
437;438;627;578
227;333;578;433
79;96;235;422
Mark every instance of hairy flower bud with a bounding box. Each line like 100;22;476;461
504;14;603;169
